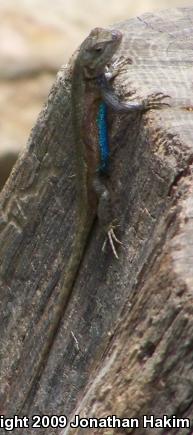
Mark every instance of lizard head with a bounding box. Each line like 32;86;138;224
78;27;122;78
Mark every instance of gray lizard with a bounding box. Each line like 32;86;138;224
17;27;169;412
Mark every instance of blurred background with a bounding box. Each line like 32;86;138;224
0;0;191;187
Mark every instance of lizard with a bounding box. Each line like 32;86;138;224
17;27;169;413
71;26;169;258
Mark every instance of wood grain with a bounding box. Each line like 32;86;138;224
1;7;193;435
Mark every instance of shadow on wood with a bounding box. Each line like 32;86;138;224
0;7;193;435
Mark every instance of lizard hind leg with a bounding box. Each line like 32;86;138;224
93;174;122;258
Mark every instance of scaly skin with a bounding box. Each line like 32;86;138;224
70;27;123;267
17;27;170;412
16;27;123;413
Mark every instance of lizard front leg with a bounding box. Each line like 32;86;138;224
97;74;170;113
102;86;170;113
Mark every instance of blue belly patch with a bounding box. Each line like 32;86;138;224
96;102;109;173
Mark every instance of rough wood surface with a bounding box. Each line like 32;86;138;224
1;7;193;435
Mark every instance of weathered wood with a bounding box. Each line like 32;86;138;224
1;7;193;435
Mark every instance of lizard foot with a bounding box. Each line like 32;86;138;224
105;56;132;80
102;225;123;259
143;92;171;110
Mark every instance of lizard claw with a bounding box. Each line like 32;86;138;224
105;56;132;80
111;56;132;70
143;92;171;110
108;228;122;259
102;224;123;259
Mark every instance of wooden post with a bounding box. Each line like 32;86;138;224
1;8;193;434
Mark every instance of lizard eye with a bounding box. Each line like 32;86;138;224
94;46;103;52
